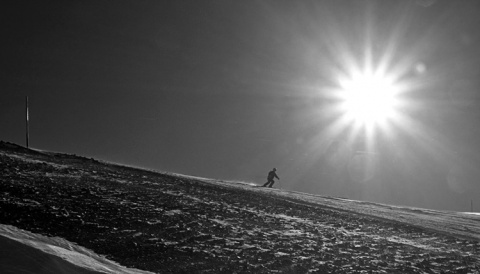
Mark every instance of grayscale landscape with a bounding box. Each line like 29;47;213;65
4;1;480;273
1;141;479;273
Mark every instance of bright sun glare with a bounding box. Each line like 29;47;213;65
339;72;399;126
330;68;405;183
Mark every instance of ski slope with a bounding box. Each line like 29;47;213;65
1;141;479;272
206;177;480;241
0;224;154;274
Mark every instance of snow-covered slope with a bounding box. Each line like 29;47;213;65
210;179;480;241
1;141;479;273
0;224;154;274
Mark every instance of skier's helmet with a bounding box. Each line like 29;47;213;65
273;168;277;171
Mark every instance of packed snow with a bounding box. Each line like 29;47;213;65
0;224;153;274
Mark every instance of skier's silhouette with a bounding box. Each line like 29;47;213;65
262;168;280;188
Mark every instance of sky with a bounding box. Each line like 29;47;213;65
2;0;480;211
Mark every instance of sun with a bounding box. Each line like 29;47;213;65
339;71;399;126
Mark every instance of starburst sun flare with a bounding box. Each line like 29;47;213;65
338;71;400;127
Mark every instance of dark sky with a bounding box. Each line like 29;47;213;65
2;0;480;211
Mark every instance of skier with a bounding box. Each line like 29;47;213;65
262;168;280;188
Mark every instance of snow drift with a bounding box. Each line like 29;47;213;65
0;224;153;274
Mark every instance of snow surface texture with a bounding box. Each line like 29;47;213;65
0;141;479;273
0;224;153;274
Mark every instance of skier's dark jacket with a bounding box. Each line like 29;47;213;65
267;170;279;180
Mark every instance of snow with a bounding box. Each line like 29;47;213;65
209;179;480;241
2;142;480;272
211;218;231;226
461;212;480;216
3;153;70;170
0;224;154;274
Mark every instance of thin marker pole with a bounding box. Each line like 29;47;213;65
26;96;29;148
